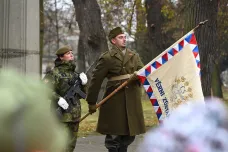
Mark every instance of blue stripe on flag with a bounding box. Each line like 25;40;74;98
151;62;157;69
162;58;167;64
143;79;150;85
157;113;162;119
147;92;153;98
185;33;192;43
153;100;159;106
196;60;200;65
178;43;183;51
193;46;199;53
168;48;174;56
145;69;151;77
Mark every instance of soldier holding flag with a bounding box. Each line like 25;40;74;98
86;27;146;152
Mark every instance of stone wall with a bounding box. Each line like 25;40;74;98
0;0;40;77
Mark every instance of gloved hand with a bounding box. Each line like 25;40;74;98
88;104;97;114
129;72;139;82
58;97;69;110
79;72;88;85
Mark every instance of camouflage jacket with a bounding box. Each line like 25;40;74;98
43;59;84;122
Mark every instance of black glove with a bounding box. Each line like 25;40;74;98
88;104;97;114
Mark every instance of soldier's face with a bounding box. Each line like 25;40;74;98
112;34;126;48
60;51;74;61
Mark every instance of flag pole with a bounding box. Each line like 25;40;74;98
193;20;208;31
79;73;137;122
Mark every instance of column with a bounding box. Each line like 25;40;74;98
0;0;40;77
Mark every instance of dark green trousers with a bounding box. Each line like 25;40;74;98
105;135;135;152
64;122;79;152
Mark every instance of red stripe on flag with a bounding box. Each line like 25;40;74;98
146;66;151;73
137;75;146;84
150;99;156;105
179;40;184;47
198;63;200;68
162;53;168;61
190;34;197;44
155;61;162;68
173;48;178;55
157;107;162;114
193;52;198;58
147;86;153;92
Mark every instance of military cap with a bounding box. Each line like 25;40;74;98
0;70;67;152
55;45;72;55
108;27;124;41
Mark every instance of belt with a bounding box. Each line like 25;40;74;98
108;74;132;81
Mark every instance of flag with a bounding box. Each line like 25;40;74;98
136;30;204;122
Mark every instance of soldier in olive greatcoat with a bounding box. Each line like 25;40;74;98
86;27;146;152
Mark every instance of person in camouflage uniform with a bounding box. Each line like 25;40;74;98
43;46;88;152
0;70;67;152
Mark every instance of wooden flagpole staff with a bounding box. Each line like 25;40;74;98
79;73;137;123
193;19;208;31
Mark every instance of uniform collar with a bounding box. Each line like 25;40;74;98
109;45;121;56
109;45;136;64
109;45;124;61
54;59;76;71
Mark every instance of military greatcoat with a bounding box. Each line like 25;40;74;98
86;46;146;136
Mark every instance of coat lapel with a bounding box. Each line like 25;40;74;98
123;48;135;65
109;46;124;61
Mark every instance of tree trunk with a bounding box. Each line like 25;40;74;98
72;0;108;102
211;62;223;98
135;0;148;64
145;0;165;63
54;0;59;49
40;0;44;76
72;0;108;73
184;0;218;96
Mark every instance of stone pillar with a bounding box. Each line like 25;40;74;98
0;0;40;77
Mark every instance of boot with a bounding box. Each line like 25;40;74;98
108;149;118;152
118;146;128;152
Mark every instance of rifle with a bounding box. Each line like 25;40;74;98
56;75;86;119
